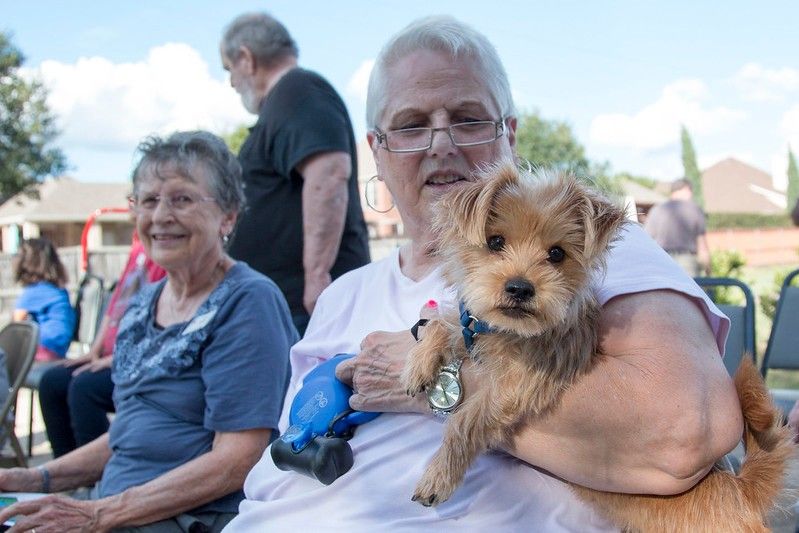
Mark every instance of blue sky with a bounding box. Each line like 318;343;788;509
5;1;799;190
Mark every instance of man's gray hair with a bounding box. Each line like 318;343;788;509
366;15;516;129
132;131;245;215
221;12;298;66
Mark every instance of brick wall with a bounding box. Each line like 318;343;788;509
707;227;799;266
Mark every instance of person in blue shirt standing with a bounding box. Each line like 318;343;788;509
13;238;76;361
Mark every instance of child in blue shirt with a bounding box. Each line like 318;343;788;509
13;238;75;360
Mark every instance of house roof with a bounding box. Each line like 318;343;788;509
0;177;131;225
702;158;785;214
620;179;667;206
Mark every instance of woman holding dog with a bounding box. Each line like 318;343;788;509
0;131;296;532
228;16;741;532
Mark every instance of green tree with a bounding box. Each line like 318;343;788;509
515;111;591;176
786;146;799;214
680;125;704;209
613;171;657;190
515;111;624;198
0;32;66;201
221;124;250;155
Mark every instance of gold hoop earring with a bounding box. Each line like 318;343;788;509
365;175;395;213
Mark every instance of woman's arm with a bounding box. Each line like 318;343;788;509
12;309;29;322
504;290;742;494
338;290;742;495
0;430;269;532
0;433;111;494
94;429;269;529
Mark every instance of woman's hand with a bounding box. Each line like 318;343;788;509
336;301;439;414
0;469;104;533
72;357;112;376
61;355;92;368
0;496;103;533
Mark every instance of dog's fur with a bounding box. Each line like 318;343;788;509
402;163;792;532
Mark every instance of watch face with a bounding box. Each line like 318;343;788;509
428;371;462;411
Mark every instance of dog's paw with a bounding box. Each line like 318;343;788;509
401;355;434;397
412;474;454;507
401;363;432;398
405;385;425;397
411;492;440;507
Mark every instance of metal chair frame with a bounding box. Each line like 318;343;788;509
0;321;39;467
756;268;799;418
693;276;757;376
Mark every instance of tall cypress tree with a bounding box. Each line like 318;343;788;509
680;125;704;209
787;147;799;214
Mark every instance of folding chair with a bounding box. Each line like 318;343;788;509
0;321;39;467
72;273;107;351
759;268;799;418
694;276;756;377
22;273;107;456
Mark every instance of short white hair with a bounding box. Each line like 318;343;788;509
366;15;516;129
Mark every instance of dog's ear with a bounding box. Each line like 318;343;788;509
575;181;628;261
439;162;519;246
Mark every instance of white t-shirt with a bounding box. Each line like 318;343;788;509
226;224;729;532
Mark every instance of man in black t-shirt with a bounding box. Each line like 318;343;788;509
220;13;370;335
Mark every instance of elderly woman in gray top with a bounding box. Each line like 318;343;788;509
0;131;297;532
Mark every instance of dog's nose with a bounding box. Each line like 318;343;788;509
505;278;535;302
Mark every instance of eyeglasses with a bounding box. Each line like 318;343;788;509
374;120;506;153
128;192;217;214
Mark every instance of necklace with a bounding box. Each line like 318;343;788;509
159;256;232;326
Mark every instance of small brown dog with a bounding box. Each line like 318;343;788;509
402;163;791;532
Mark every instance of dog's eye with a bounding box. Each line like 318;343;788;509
487;235;505;252
547;246;566;263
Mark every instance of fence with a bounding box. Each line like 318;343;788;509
0;237;409;328
707;227;799;267
0;246;131;327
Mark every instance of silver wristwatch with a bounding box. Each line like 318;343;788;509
426;359;464;416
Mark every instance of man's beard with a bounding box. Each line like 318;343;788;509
240;85;261;114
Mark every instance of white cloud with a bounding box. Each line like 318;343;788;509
782;104;799;140
771;151;788;191
589;79;746;150
34;43;251;153
733;63;799;102
346;59;374;104
770;104;799;190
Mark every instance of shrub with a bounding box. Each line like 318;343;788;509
707;213;794;230
760;268;795;321
704;250;747;305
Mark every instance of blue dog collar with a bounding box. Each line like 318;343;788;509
459;301;496;351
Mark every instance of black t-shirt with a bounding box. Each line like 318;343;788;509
229;68;370;316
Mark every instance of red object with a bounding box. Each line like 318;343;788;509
98;239;165;357
79;207;129;272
